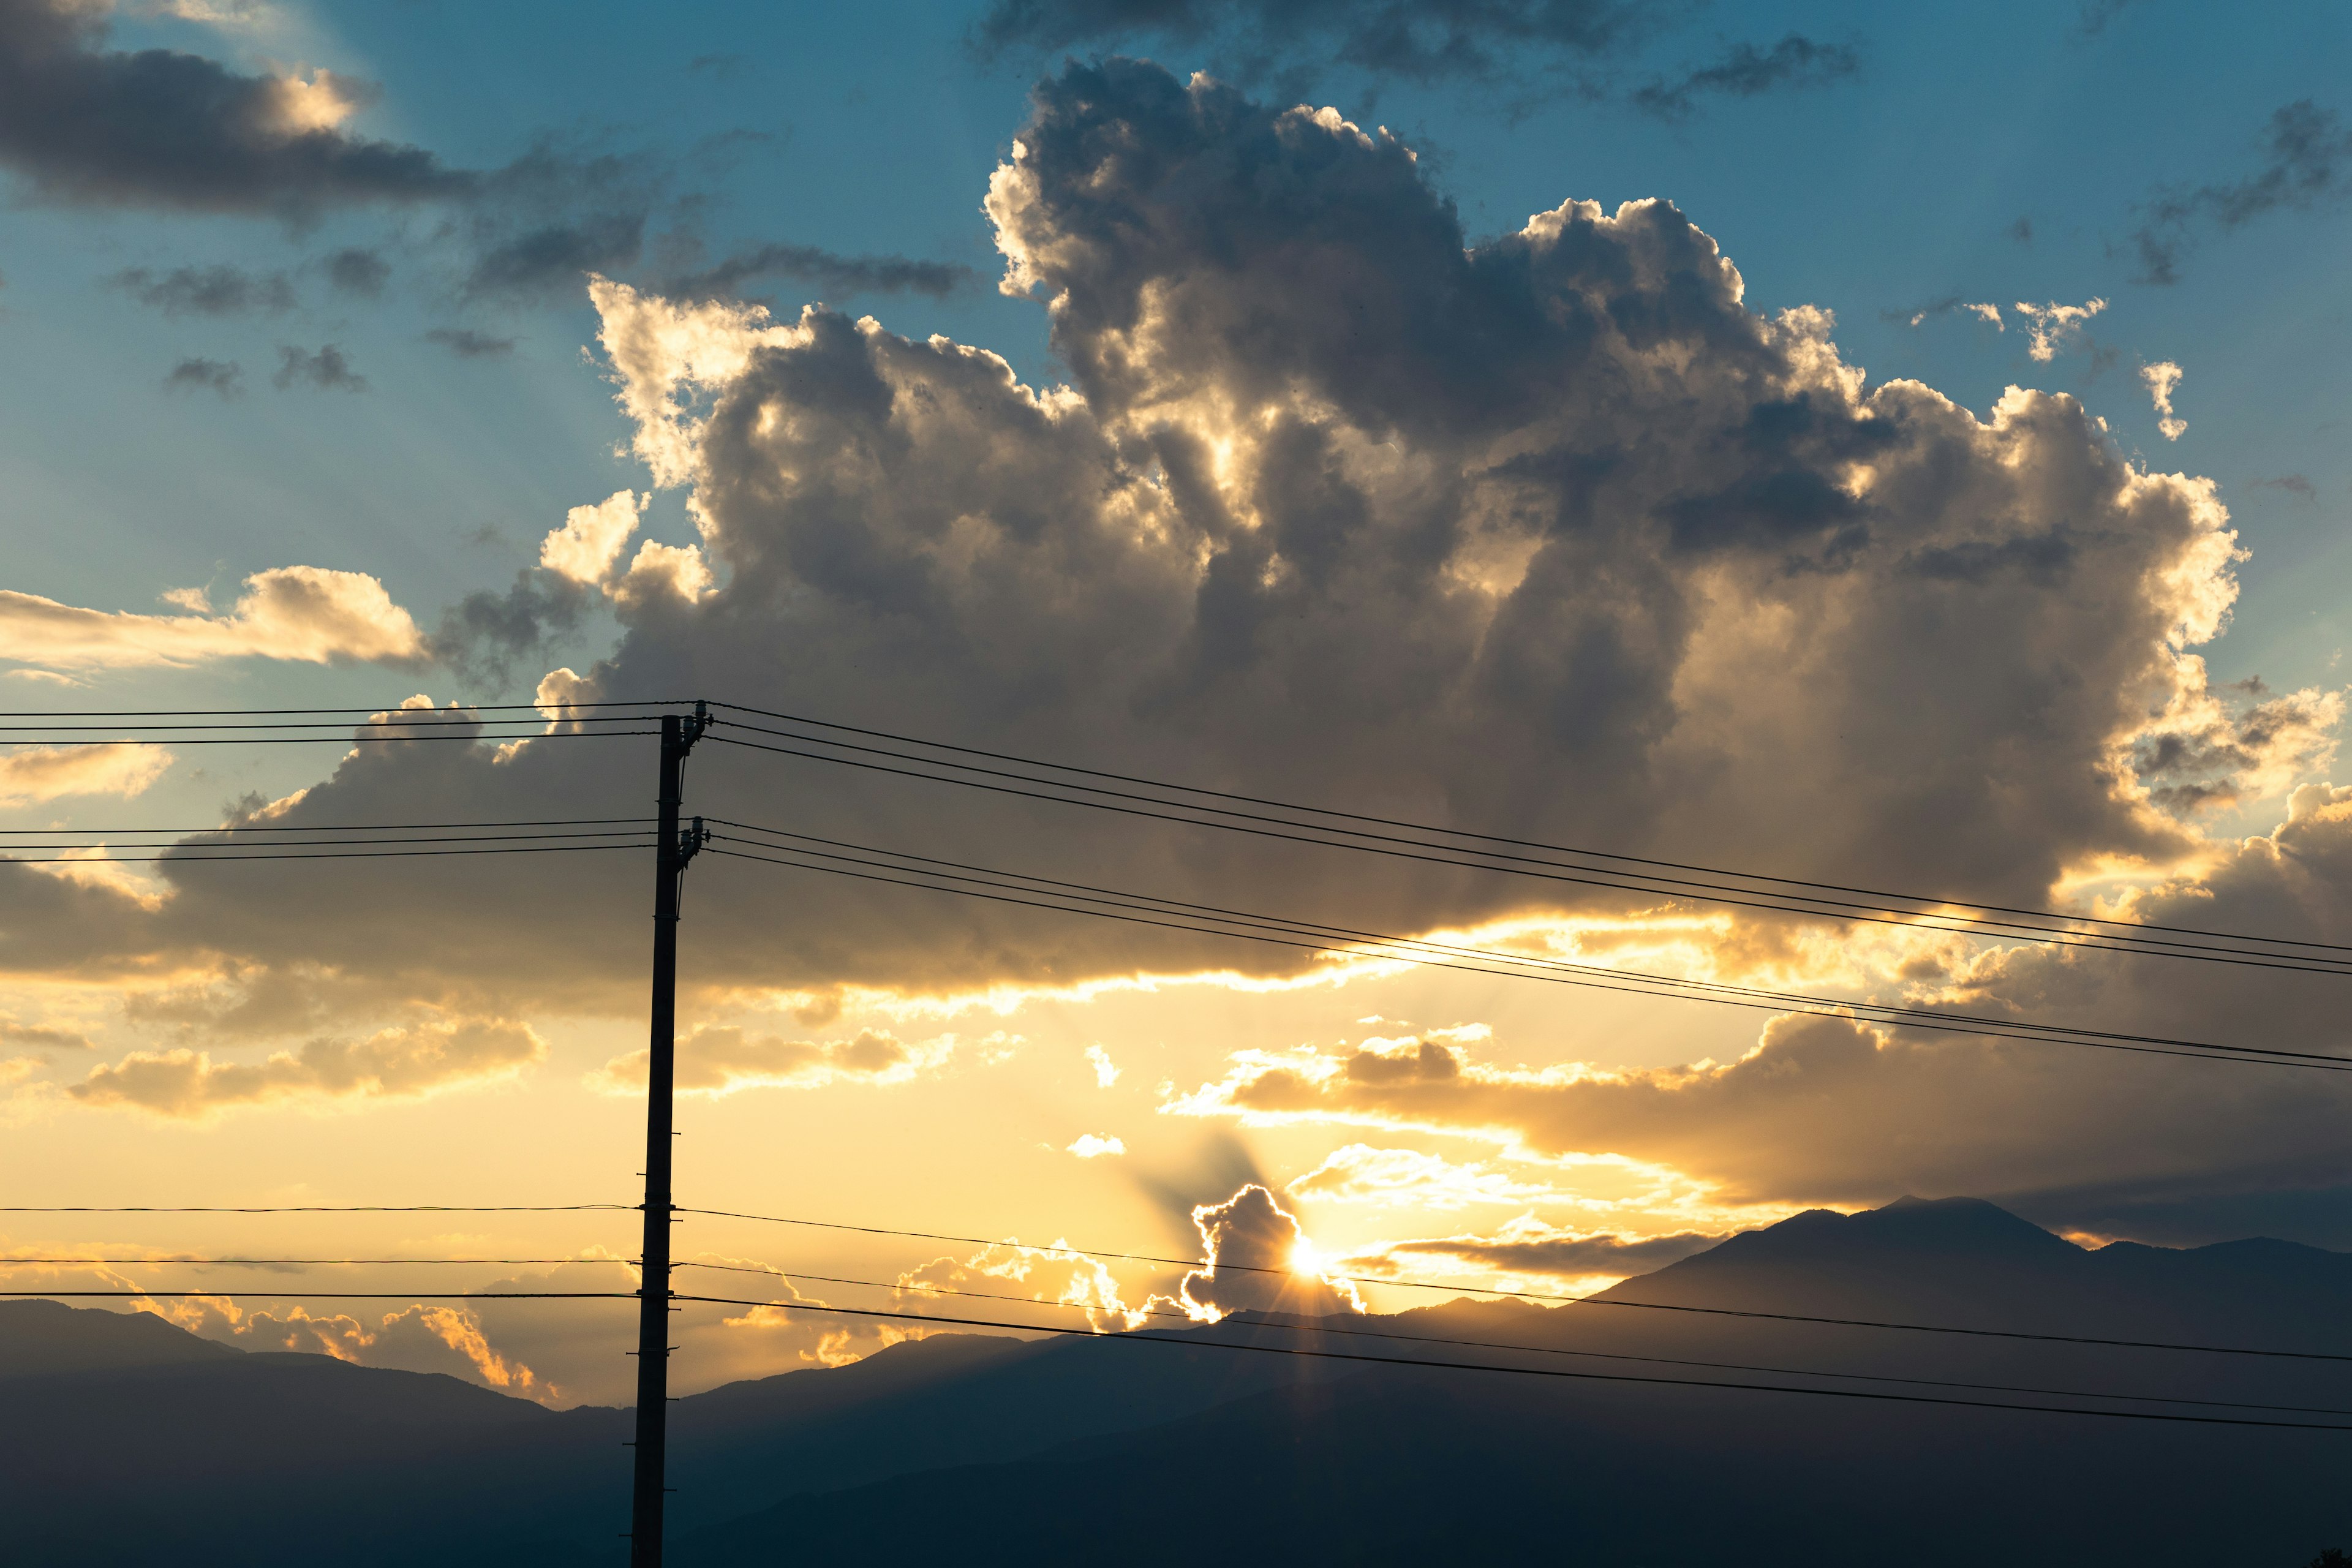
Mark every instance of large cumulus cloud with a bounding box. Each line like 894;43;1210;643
7;62;2347;1227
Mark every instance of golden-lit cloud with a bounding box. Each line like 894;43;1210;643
67;1016;544;1117
1066;1132;1125;1158
537;489;647;584
0;742;170;806
587;1023;941;1096
1336;1215;1727;1292
0;567;423;671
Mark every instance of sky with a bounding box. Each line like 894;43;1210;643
2;0;2351;1407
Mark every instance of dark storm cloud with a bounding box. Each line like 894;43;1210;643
0;0;469;213
110;262;293;316
971;0;1653;82
423;327;516;358
2130;100;2352;284
161;356;242;396
271;343;364;392
1630;34;1860;119
662;243;975;303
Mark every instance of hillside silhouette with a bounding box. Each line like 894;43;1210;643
6;1198;2349;1565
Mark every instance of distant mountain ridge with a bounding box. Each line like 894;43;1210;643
6;1197;2349;1566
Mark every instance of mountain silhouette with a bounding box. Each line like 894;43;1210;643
6;1198;2348;1565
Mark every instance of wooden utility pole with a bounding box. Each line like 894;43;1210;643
629;701;707;1567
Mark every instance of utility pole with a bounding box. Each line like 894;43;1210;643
630;700;708;1568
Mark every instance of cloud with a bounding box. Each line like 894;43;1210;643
1341;1215;1724;1283
1085;1044;1120;1087
2013;296;2106;360
1897;296;2002;330
2140;360;2185;440
587;1024;935;1096
161;356;241;396
1286;1142;1570;1210
0;741;170;805
1177;1183;1362;1319
0;0;467;213
272;342;364;392
160;1297;556;1401
323;246;388;296
0;1018;94;1051
536;489;645;584
423;326;514;358
67;1016;545;1117
2131;101;2352;284
1067;1132;1125;1157
662;243;975;303
0;566;423;670
1632;35;1860;119
109;262;293;315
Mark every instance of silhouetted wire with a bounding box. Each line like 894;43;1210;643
701;846;2347;1072
0;717;656;733
0;818;653;835
670;1295;2352;1433
0;731;661;747
668;1261;2352;1419
2;830;651;850
704;826;2346;1068
8;1291;629;1300
2;844;650;865
0;1213;635;1222
672;1208;2352;1364
0;703;682;718
700;731;2352;978
707;701;2352;956
2;1257;616;1267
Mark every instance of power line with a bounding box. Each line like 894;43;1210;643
0;703;682;718
671;1294;2352;1433
704;823;2351;1066
12;1275;2342;1427
9;1291;628;1300
701;843;2350;1071
700;729;2352;979
672;1261;2352;1420
3;843;650;865
2;830;650;850
0;730;660;747
674;1208;2352;1365
706;701;2352;957
1;1257;615;1267
0;1213;639;1222
0;818;654;835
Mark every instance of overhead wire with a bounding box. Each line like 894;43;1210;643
668;1259;2352;1420
674;1207;2352;1365
706;701;2352;957
671;1294;2352;1433
697;715;2352;975
699;839;2351;1071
